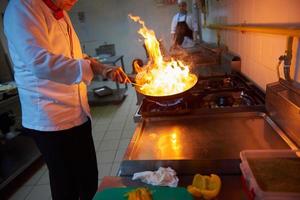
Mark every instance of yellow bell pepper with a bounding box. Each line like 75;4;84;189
187;174;221;200
187;185;202;198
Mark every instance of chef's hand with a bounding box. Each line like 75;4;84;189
87;57;130;84
105;66;131;84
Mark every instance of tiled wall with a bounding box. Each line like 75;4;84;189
202;0;300;90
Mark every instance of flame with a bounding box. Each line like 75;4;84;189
129;14;197;96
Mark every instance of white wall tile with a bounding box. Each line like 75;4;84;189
203;0;300;89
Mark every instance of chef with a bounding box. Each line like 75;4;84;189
3;0;128;199
171;0;198;48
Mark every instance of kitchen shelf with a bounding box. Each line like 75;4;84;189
0;95;41;190
88;88;127;106
0;135;41;190
88;55;128;106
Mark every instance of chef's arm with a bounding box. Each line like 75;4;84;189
4;1;93;85
86;58;129;84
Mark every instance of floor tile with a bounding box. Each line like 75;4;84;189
23;166;47;186
101;107;118;118
121;129;135;139
25;185;51;200
95;117;112;125
107;120;126;131
118;138;131;149
93;139;102;152
103;130;123;140
93;122;110;133
98;163;112;179
98;179;102;186
36;170;49;185
8;186;33;200
114;149;126;162
125;116;136;126
98;139;120;151
92;130;106;141
96;150;116;164
90;107;107;119
114;113;130;120
110;162;121;176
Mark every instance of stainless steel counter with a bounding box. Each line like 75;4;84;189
120;112;295;176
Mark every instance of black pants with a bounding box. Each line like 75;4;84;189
24;119;98;200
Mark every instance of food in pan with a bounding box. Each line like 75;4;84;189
129;14;197;97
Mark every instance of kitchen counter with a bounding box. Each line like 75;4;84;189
120;112;294;176
98;175;248;200
111;111;296;199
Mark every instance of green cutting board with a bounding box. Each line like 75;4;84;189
93;186;193;200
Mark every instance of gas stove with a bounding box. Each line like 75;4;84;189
134;73;265;122
196;76;248;91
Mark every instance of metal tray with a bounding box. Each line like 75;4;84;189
120;112;297;176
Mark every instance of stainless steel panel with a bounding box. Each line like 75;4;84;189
266;80;300;148
121;112;293;176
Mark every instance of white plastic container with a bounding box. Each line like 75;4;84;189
240;150;300;200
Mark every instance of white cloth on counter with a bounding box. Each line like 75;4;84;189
132;167;179;187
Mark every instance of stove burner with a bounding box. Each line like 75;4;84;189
136;74;265;119
197;76;246;91
153;98;184;107
216;95;234;107
140;97;190;116
200;90;258;108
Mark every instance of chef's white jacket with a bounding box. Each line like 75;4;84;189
4;0;94;131
170;13;198;34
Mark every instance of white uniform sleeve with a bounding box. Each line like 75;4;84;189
4;0;93;85
171;14;178;34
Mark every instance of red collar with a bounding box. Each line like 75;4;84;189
42;0;64;20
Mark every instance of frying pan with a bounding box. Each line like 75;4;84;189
133;74;198;102
126;59;198;102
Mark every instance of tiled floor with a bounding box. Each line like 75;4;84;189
8;84;138;200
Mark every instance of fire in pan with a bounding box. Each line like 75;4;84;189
128;14;198;102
